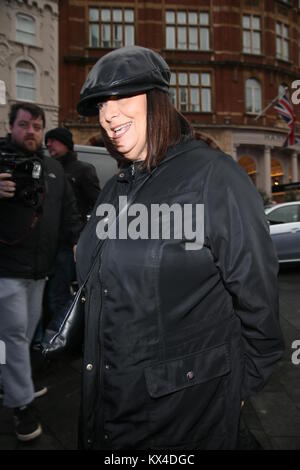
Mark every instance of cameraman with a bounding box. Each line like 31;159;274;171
0;103;83;442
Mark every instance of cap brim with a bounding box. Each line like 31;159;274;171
77;84;168;117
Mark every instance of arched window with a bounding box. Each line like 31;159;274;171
16;14;35;45
16;61;36;102
246;78;261;114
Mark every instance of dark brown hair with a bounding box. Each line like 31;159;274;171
9;102;46;128
100;89;193;170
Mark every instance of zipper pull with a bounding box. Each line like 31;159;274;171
131;163;135;176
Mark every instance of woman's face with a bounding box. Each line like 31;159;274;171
99;94;147;161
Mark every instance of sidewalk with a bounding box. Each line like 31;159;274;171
1;268;300;450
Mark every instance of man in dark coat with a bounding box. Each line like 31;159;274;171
0;103;83;442
38;128;100;342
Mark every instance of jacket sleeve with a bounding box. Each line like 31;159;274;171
79;164;101;210
60;175;84;246
205;153;284;400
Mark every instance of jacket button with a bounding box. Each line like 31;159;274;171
81;296;86;303
86;363;93;371
103;289;108;296
105;363;111;370
104;433;110;440
186;370;195;380
119;172;125;178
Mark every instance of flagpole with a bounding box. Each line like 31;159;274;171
254;90;286;121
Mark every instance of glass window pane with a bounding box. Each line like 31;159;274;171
276;37;281;56
101;9;110;22
16;31;35;45
178;27;187;49
283;40;289;60
200;28;209;50
16;86;35;102
90;24;99;47
166;11;175;24
189;27;198;50
0;80;6;105
190;73;199;86
113;24;122;47
179;73;187;85
283;25;288;38
89;8;99;21
17;14;35;34
252;16;260;30
201;73;210;86
125;25;134;46
125;9;134;22
166;26;175;49
276;23;281;35
200;13;209;25
254;87;261;113
169;87;177;107
178;11;187;24
179;87;188;111
201;88;211;112
191;88;199;112
101;24;111;47
113;9;122;22
188;12;197;25
243;31;250;52
170;73;176;85
253;32;261;54
243;15;250;29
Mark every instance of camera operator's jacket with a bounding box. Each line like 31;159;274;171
76;138;284;450
56;150;100;221
0;137;83;279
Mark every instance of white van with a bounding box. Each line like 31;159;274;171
74;144;118;188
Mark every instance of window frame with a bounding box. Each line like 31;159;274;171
169;70;212;113
88;6;135;48
242;14;262;55
245;78;262;114
165;9;210;51
16;61;36;103
16;13;36;46
276;21;290;62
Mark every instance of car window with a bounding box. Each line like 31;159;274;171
266;205;299;225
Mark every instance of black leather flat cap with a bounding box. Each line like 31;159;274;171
77;46;170;116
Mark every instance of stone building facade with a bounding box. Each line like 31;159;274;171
58;0;300;199
0;0;59;136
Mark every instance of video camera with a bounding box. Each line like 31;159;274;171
0;152;44;208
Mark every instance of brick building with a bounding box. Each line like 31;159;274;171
59;0;300;198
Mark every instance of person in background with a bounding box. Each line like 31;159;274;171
74;46;284;450
0;103;82;442
35;127;100;344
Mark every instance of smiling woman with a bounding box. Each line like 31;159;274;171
98;94;148;161
75;46;284;451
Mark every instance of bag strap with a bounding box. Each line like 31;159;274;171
80;167;157;288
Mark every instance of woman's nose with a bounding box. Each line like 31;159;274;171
100;100;120;122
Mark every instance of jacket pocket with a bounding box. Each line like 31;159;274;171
144;343;230;398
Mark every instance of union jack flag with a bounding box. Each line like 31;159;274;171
274;93;298;147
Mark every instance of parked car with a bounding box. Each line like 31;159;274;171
265;201;300;263
75;144;118;188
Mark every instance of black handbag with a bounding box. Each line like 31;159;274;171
41;250;100;359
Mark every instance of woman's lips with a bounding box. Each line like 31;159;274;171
112;122;132;140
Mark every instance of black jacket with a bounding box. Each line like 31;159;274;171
0;137;83;279
76;139;284;450
56;151;100;221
